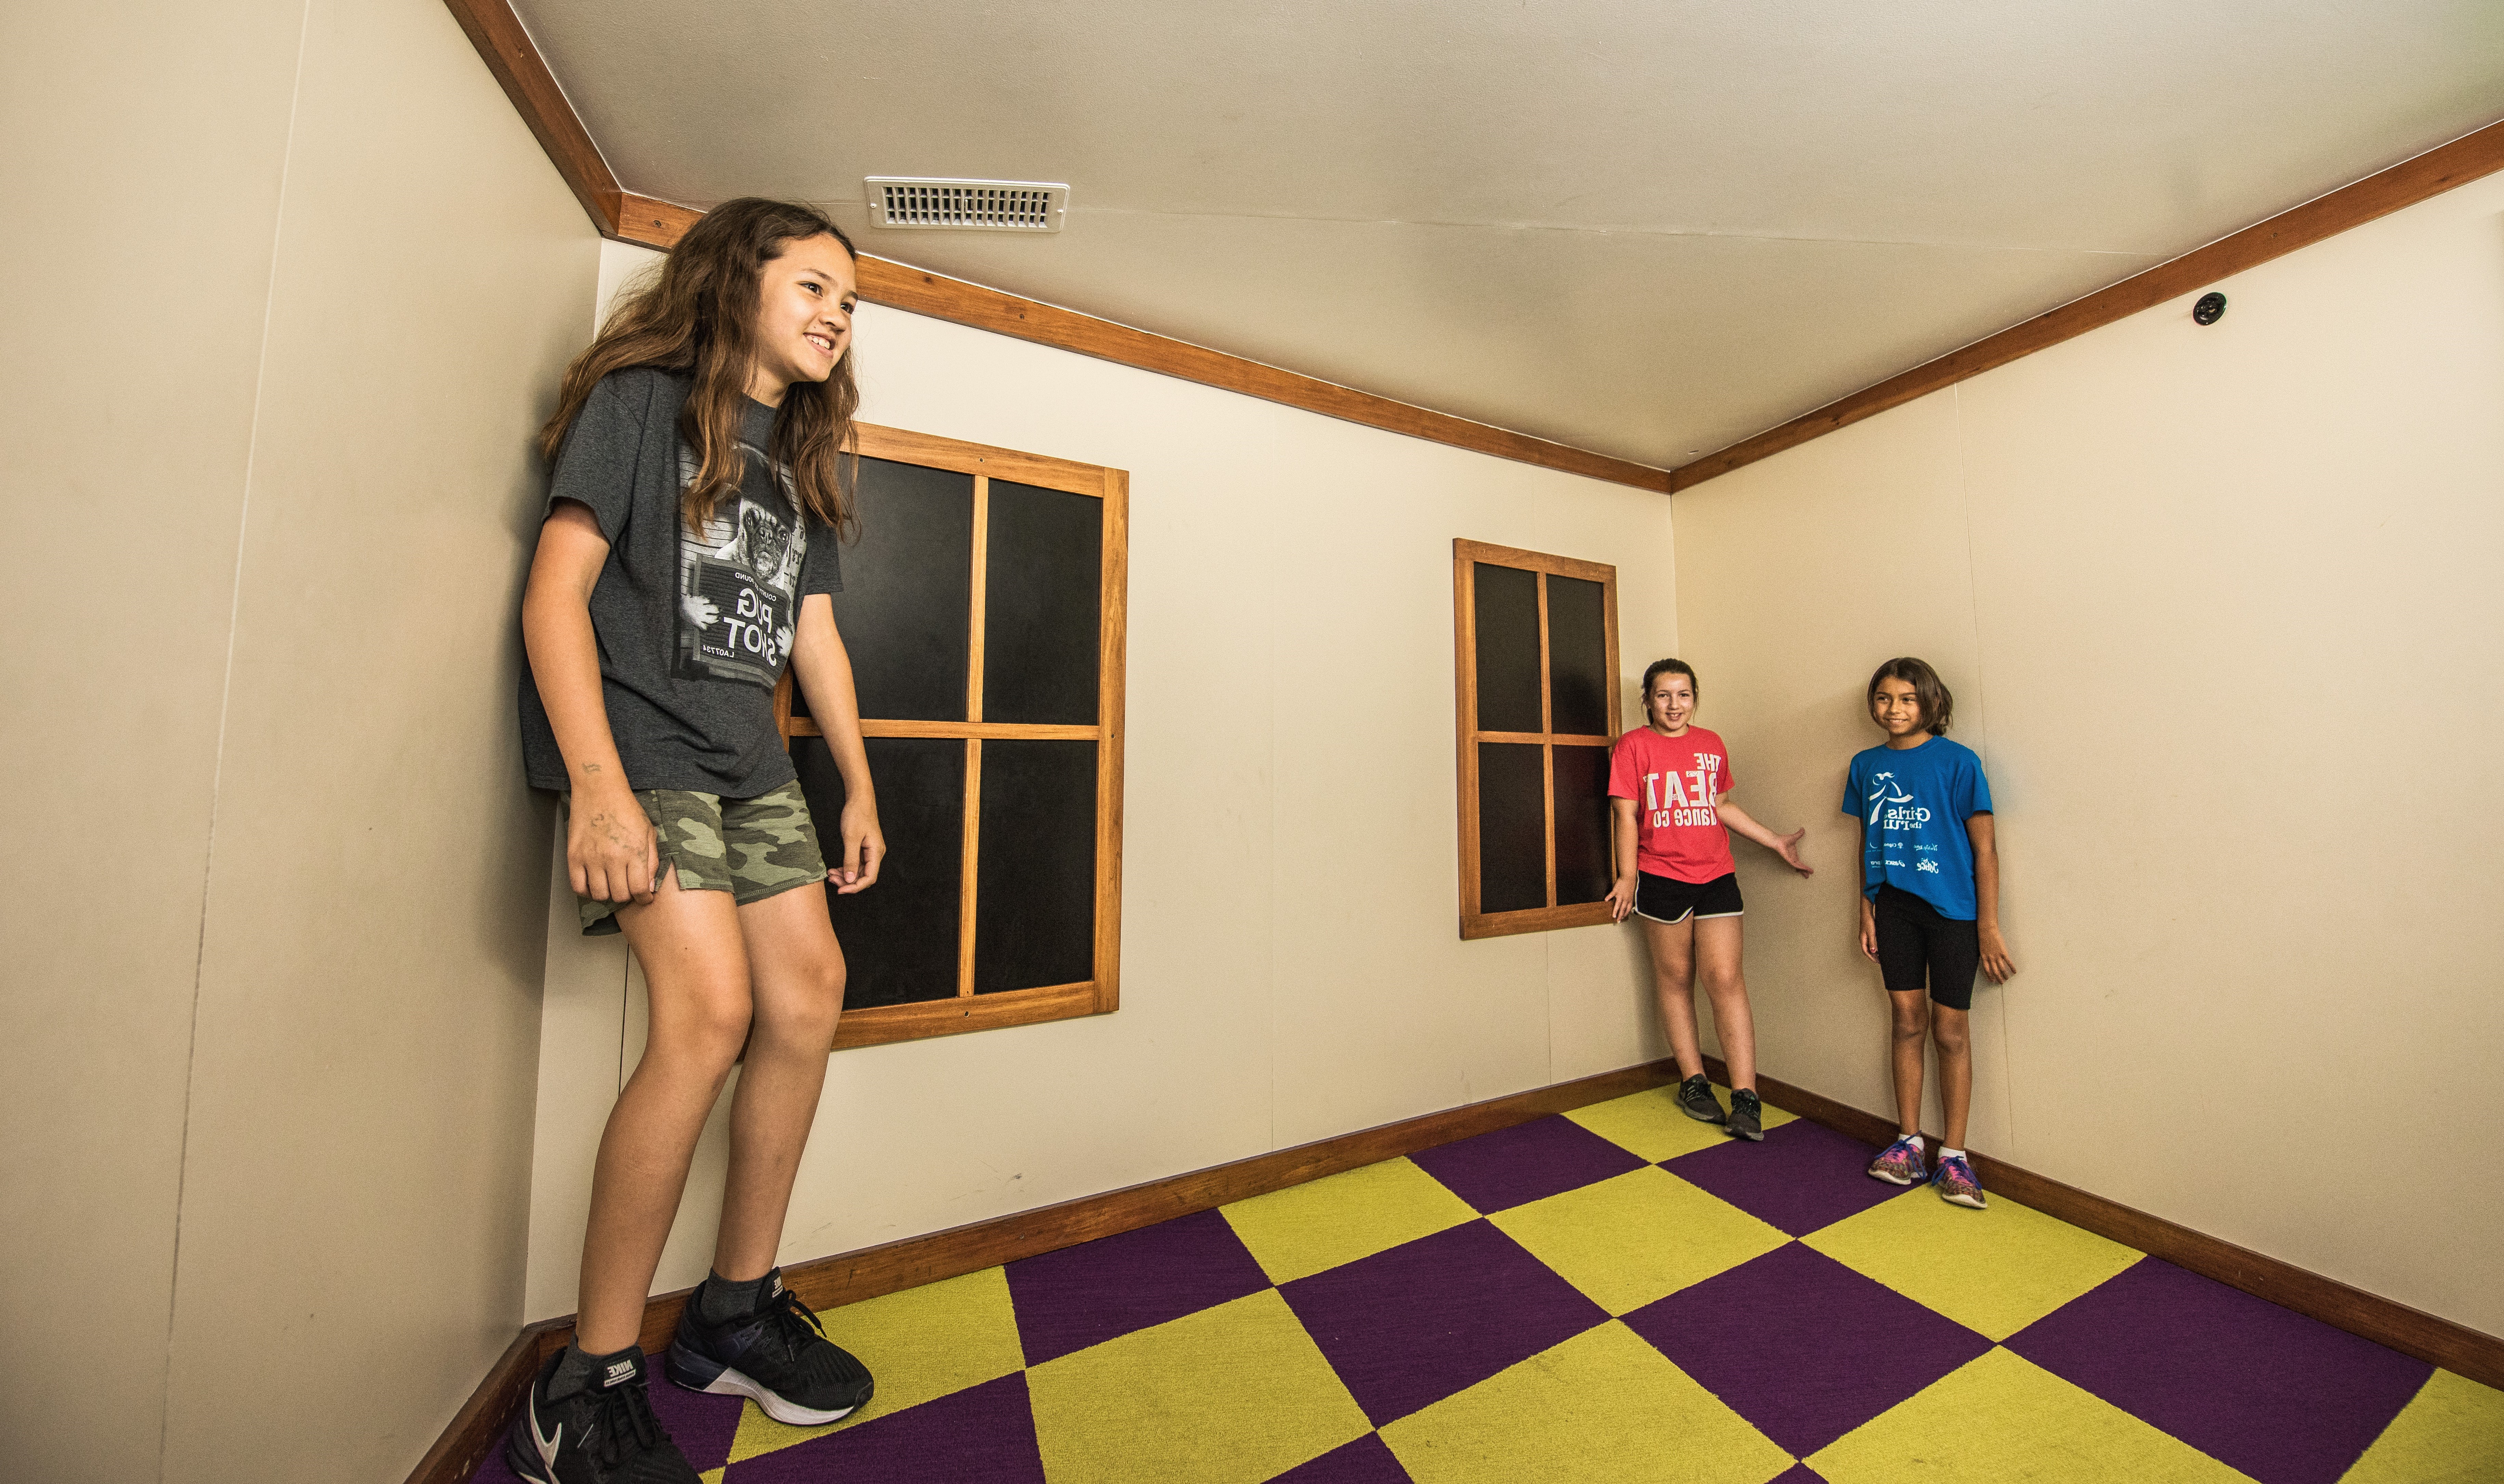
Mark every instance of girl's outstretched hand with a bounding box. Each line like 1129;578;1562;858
831;796;886;895
1773;827;1812;877
1604;874;1637;923
1979;925;2016;982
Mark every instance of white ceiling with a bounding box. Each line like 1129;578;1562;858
516;0;2504;468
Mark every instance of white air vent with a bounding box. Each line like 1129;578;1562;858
866;177;1069;233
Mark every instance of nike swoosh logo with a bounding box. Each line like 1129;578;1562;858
530;1402;562;1463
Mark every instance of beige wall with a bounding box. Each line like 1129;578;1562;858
1;1;600;1479
1672;173;2504;1336
524;239;1678;1318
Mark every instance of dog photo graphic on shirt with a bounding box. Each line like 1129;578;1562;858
672;439;807;689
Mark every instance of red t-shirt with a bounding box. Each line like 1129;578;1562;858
1608;725;1737;883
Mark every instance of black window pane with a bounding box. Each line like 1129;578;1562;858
1546;575;1608;738
1552;744;1613;906
974;740;1097;993
983;481;1102;726
1477;741;1547;914
793;735;964;1008
1473;564;1542;733
818;457;973;722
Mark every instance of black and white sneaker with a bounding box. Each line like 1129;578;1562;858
665;1269;874;1426
1723;1088;1764;1141
505;1346;700;1484
1676;1074;1727;1124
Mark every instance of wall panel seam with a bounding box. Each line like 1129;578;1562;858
159;3;318;1479
1948;382;2020;1163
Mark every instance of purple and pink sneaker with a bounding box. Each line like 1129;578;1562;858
1867;1134;1928;1186
1932;1151;1987;1209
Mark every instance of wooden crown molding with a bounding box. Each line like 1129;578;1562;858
452;0;2503;499
1668;117;2504;491
444;0;1670;494
612;183;1668;491
441;0;619;229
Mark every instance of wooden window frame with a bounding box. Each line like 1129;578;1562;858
1452;539;1622;940
777;422;1128;1050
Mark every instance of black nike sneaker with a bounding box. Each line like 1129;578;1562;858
665;1269;874;1426
1723;1088;1765;1141
1676;1073;1726;1124
505;1345;699;1484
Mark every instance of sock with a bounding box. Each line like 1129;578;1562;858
697;1269;776;1325
550;1340;637;1398
1939;1147;1966;1163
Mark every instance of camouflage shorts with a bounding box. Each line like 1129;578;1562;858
576;779;826;935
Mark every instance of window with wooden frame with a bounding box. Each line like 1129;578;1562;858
1452;540;1622;939
776;424;1127;1049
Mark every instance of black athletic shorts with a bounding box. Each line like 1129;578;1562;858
1635;871;1743;924
1873;884;1980;1011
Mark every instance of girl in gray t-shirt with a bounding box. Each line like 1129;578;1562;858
509;199;886;1483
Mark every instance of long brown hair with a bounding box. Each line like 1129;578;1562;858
540;199;860;539
1867;656;1954;735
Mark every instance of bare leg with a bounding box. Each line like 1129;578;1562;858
711;884;846;1282
1638;914;1704;1079
1690;916;1756;1091
1931;1004;1972;1149
1887;989;1929;1140
576;873;753;1353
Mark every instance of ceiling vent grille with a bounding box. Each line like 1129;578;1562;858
866;177;1069;233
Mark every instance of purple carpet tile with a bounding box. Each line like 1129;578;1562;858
1664;1118;1910;1237
464;1353;745;1483
1408;1115;1649;1214
1767;1466;1830;1483
729;1372;1047;1483
2006;1257;2434;1484
1005;1206;1274;1366
1267;1431;1413;1482
648;1360;747;1472
1623;1241;1992;1456
1280;1218;1609;1427
466;1429;525;1483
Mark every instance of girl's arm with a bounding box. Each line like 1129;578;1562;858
790;593;885;894
1715;795;1812;876
1968;812;2015;981
1604;798;1639;922
1855;819;1877;960
522;501;657;904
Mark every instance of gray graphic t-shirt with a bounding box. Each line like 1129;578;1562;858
520;367;842;798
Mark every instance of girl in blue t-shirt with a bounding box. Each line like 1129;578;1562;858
1844;657;2016;1209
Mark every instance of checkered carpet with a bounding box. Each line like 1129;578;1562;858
470;1085;2504;1483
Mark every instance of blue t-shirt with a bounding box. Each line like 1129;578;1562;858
1842;737;1994;920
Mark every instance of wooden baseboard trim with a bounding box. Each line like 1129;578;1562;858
410;1048;2499;1479
401;1321;566;1484
406;1056;1683;1482
1701;1056;2504;1391
647;1055;1686;1354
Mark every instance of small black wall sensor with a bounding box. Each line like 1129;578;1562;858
2192;292;2227;325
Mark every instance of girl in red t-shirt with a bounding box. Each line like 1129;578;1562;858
1606;659;1812;1139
